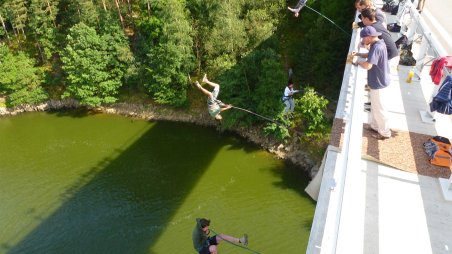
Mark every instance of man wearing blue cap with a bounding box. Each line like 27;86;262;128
352;26;391;140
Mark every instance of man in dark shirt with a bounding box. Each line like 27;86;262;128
352;26;392;139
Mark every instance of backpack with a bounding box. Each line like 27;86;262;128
399;48;416;66
423;136;452;168
387;23;401;33
390;4;400;15
382;0;398;13
395;35;408;49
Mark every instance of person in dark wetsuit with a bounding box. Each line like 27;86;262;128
192;218;248;254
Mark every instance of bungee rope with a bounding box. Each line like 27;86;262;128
304;5;351;36
210;229;262;254
230;105;281;125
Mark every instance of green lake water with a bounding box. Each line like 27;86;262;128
0;112;315;254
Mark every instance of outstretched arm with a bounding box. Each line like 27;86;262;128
220;104;232;112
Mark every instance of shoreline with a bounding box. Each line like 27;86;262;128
0;99;319;178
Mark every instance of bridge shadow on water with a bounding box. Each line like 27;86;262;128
5;121;259;254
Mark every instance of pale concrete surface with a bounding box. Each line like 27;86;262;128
422;0;452;55
362;64;452;139
337;160;452;254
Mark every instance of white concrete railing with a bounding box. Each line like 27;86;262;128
306;11;366;253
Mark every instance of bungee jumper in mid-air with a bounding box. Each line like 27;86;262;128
194;74;232;122
287;0;351;36
192;73;288;127
288;0;308;17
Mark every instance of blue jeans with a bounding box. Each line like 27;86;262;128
284;98;295;113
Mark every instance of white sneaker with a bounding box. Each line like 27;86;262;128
239;234;248;246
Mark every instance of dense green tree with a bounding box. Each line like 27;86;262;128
2;0;28;39
57;0;99;32
218;47;286;128
204;1;247;75
0;9;10;40
0;44;48;106
295;87;329;138
144;0;194;106
61;22;133;107
28;0;59;62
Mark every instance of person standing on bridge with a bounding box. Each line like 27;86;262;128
360;8;399;72
355;0;387;28
192;218;248;254
352;26;392;140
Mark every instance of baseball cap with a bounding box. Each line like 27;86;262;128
360;26;382;38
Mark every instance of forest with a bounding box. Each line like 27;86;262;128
0;0;354;142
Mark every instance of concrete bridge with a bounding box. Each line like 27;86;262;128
306;1;452;253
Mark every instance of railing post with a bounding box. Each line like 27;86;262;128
414;32;430;77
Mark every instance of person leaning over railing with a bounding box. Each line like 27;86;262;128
352;26;392;140
360;8;400;73
354;0;387;29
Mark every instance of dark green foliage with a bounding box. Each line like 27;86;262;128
0;44;48;106
263;113;291;142
61;21;133;107
294;87;329;138
28;0;59;62
286;0;355;97
143;0;194;106
2;0;27;38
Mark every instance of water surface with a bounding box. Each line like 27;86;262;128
0;112;315;254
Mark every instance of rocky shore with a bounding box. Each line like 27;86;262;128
0;99;319;178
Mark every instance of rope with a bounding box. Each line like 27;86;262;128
229;105;290;129
304;5;351;36
230;105;279;124
210;229;262;254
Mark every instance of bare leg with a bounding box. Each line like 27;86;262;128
215;234;240;244
202;74;220;89
288;0;307;13
195;81;213;97
208;245;218;254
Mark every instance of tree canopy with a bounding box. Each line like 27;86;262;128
0;0;355;140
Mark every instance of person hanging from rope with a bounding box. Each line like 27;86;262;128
194;74;232;122
192;218;248;254
282;81;300;114
288;0;308;17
